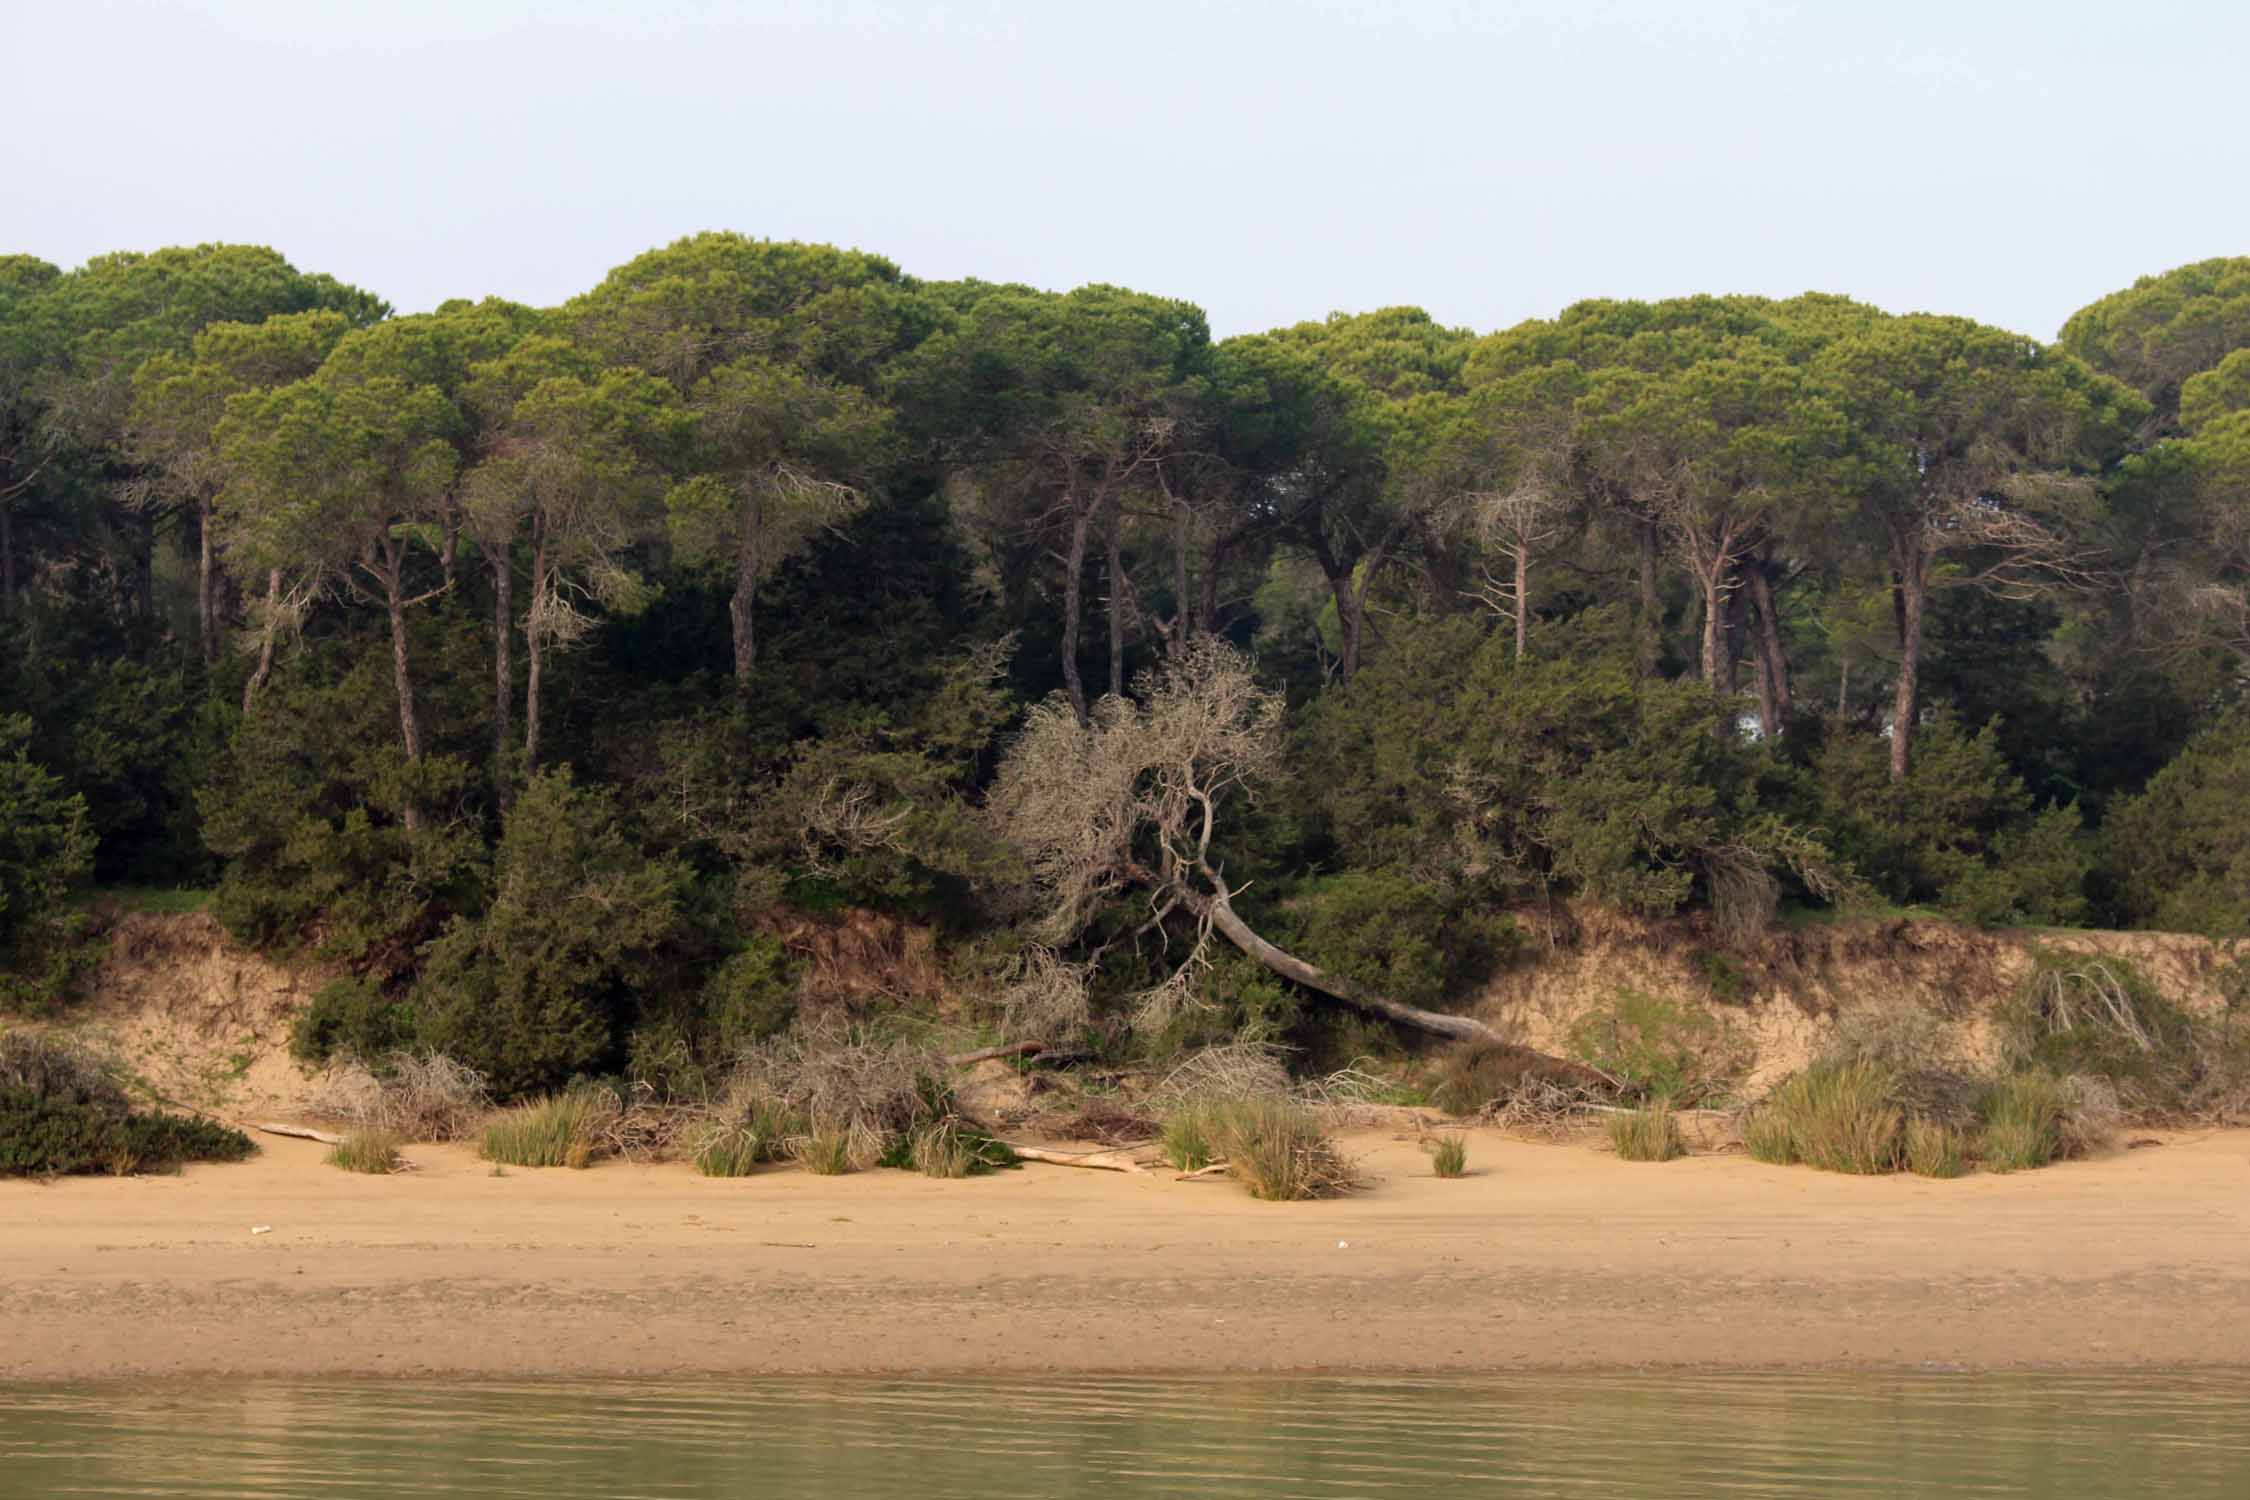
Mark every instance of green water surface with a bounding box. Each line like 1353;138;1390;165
3;1370;2246;1497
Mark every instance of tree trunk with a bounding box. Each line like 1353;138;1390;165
524;523;547;774
378;541;425;835
1889;538;1927;783
1636;519;1660;676
2;501;16;614
243;569;283;713
1105;501;1125;700
1747;558;1792;736
1512;540;1530;659
1060;499;1092;723
491;542;513;794
1184;878;1608;1084
1699;565;1732;692
439;496;460;591
131;512;154;621
730;496;761;694
1170;496;1193;659
196;491;218;664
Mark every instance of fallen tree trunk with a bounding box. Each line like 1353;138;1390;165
254;1122;344;1145
947;1040;1046;1067
1180;876;1611;1092
1005;1144;1145;1173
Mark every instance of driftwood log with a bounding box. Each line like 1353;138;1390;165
254;1122;344;1145
1003;1144;1146;1173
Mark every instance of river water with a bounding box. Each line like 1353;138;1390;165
3;1370;2246;1496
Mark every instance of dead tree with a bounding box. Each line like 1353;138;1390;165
986;639;1606;1081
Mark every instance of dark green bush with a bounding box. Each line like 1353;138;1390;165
288;977;418;1065
417;769;688;1098
703;937;799;1052
120;1110;255;1167
1269;870;1518;1014
2100;714;2250;937
0;1032;255;1176
1568;989;1749;1106
0;712;98;1009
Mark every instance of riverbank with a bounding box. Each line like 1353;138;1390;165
6;1127;2248;1380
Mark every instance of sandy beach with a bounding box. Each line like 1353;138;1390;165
5;1127;2248;1381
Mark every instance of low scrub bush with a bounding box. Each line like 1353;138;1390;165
1568;990;1749;1106
326;1128;403;1174
1429;1040;1609;1119
1607;1103;1685;1162
2000;951;2250;1123
734;1017;956;1170
1903;1117;1967;1178
312;1052;491;1142
479;1090;615;1168
1427;1133;1469;1178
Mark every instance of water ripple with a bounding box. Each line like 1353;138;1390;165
2;1371;2247;1497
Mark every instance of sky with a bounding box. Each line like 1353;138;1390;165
8;0;2247;340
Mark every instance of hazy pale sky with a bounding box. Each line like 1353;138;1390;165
9;0;2247;339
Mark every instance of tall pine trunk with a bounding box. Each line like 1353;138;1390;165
1747;558;1792;737
1512;541;1530;659
524;520;547;773
491;541;513;795
243;568;282;713
1106;503;1126;699
1636;519;1660;676
379;539;425;836
730;489;762;694
1060;498;1092;723
1889;533;1928;783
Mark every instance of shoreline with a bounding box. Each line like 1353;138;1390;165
7;1128;2248;1383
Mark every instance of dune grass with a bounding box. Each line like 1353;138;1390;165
479;1091;607;1169
325;1128;403;1174
794;1128;856;1175
1158;1094;1353;1200
1607;1103;1685;1162
1159;1101;1218;1171
1742;1060;1902;1173
1426;1132;1469;1178
1903;1117;1967;1178
1980;1072;2064;1173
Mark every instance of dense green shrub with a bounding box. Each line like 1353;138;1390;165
0;713;98;1008
701;937;799;1052
1268;870;1518;1015
1808;711;2089;925
1294;610;1852;922
416;770;689;1097
2101;714;2250;936
1999;950;2250;1121
288;977;418;1065
0;1033;254;1176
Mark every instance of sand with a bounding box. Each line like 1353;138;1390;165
4;1127;2247;1381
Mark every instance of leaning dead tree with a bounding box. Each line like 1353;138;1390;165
986;639;1605;1082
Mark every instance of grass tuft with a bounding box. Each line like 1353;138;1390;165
1159;1101;1218;1171
1903;1117;1966;1178
1426;1132;1469;1178
1745;1060;1902;1174
325;1128;403;1174
1980;1072;2064;1172
794;1128;856;1175
1607;1103;1685;1162
479;1091;610;1169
